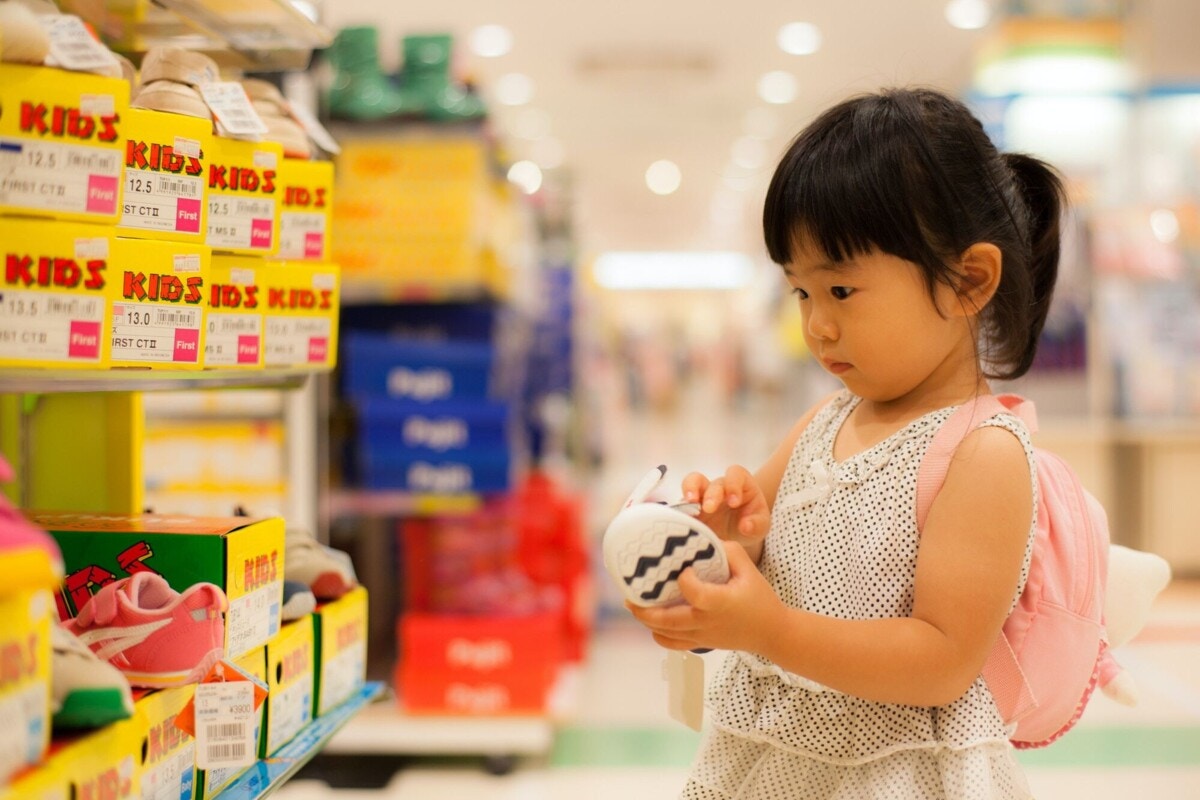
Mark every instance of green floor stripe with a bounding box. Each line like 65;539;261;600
1015;726;1200;768
551;725;1200;769
551;726;702;768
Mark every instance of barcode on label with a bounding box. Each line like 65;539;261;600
158;176;200;198
204;742;247;763
206;722;247;742
156;308;198;327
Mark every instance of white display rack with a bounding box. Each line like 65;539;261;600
0;367;324;394
61;0;331;70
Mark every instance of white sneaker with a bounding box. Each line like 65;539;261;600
51;623;135;729
603;466;730;608
133;80;213;120
0;1;50;64
285;529;357;600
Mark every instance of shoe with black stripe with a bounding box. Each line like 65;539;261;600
603;469;730;608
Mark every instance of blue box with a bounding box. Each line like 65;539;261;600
357;398;509;455
359;450;512;493
342;334;495;401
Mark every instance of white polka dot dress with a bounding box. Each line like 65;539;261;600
683;392;1038;800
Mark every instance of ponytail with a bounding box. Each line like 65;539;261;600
997;153;1067;380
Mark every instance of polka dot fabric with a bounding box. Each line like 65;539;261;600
684;392;1038;799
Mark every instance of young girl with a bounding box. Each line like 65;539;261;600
628;87;1066;799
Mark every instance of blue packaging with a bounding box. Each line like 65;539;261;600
342;333;495;401
358;398;509;455
359;449;512;493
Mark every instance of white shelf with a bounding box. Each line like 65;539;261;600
321;701;554;758
0;367;327;394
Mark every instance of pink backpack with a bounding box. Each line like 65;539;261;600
916;394;1112;748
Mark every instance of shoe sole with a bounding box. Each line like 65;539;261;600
122;646;224;688
603;503;729;608
310;572;354;600
53;687;134;729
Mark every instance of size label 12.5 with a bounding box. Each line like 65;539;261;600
207;195;275;251
120;171;203;234
0;138;120;216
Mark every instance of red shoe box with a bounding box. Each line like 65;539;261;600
395;612;559;715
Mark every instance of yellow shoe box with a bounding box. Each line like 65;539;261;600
106;238;209;369
118;108;212;244
42;713;142;800
261;260;340;369
134;686;196;800
313;587;367;718
195;647;266;800
203;256;264;369
263;617;314;757
33;512;285;660
0;217;113;369
0;64;128;224
276;159;333;262
0;590;53;785
205;137;283;257
0;759;68;800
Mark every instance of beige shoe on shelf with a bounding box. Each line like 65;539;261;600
133;79;213;121
140;46;218;87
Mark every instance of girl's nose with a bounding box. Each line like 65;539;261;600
806;306;837;341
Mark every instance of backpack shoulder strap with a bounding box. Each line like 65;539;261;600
916;394;1017;532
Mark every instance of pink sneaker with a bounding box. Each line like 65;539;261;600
0;456;64;594
63;572;227;688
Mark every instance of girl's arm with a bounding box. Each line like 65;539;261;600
634;423;1033;707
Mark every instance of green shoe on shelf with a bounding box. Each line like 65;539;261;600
396;34;486;122
326;26;408;122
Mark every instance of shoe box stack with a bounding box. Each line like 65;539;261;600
0;503;368;800
0;4;339;374
394;471;591;716
339;302;517;494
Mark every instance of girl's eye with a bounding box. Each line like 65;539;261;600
831;286;854;300
791;287;809;300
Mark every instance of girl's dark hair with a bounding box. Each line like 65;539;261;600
763;87;1066;381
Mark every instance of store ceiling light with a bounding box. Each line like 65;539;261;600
593;251;754;290
645;160;682;195
496;72;534;105
977;53;1133;95
778;22;822;55
758;71;798;104
945;0;991;30
507;160;543;194
470;24;513;58
1150;209;1180;244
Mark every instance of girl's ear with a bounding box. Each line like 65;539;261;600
952;242;1002;316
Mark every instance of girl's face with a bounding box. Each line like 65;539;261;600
784;237;977;406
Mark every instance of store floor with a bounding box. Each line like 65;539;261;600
283;378;1200;799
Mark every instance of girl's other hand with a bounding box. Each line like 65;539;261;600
628;541;783;654
681;465;771;550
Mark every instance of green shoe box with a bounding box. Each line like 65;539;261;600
33;512;285;660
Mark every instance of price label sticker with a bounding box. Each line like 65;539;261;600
199;83;269;137
39;15;120;72
194;681;257;770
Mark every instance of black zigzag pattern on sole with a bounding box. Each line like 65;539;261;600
636;543;718;602
623;530;700;584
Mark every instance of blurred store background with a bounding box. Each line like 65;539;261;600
2;0;1199;797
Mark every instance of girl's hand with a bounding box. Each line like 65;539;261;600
681;465;771;550
628;541;784;654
